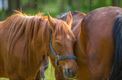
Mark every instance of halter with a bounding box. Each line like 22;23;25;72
49;31;77;66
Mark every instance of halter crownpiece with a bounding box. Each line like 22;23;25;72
49;31;77;66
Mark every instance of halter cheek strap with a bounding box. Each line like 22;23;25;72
49;31;77;66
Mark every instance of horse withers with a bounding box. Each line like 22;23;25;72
0;11;77;80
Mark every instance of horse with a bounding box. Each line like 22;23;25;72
0;11;77;80
77;6;122;80
53;11;86;80
36;11;86;80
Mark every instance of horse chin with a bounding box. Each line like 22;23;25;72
64;76;77;80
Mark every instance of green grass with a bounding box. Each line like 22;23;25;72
44;58;55;80
0;78;9;80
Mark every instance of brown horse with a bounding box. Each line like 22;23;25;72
37;11;86;80
0;11;77;80
77;6;122;80
46;11;86;80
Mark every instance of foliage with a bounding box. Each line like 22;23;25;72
0;0;122;20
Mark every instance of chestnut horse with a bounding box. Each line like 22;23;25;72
78;6;122;80
54;11;86;80
0;11;77;80
36;11;86;80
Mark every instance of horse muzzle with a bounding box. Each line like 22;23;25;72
63;68;77;79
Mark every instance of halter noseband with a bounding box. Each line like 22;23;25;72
49;31;77;66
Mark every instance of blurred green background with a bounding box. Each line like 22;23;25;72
0;0;122;20
0;0;121;80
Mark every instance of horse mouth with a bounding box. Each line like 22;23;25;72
63;71;77;80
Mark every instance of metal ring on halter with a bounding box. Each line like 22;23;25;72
49;31;77;66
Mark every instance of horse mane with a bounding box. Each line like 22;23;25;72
3;11;50;62
54;19;75;42
57;11;85;20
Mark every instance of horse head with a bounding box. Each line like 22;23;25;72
48;12;78;79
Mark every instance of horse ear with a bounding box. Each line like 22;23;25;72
48;15;56;31
66;11;73;29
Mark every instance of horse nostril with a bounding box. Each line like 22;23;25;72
64;68;75;78
67;68;73;74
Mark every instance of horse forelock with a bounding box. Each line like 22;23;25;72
54;20;75;41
